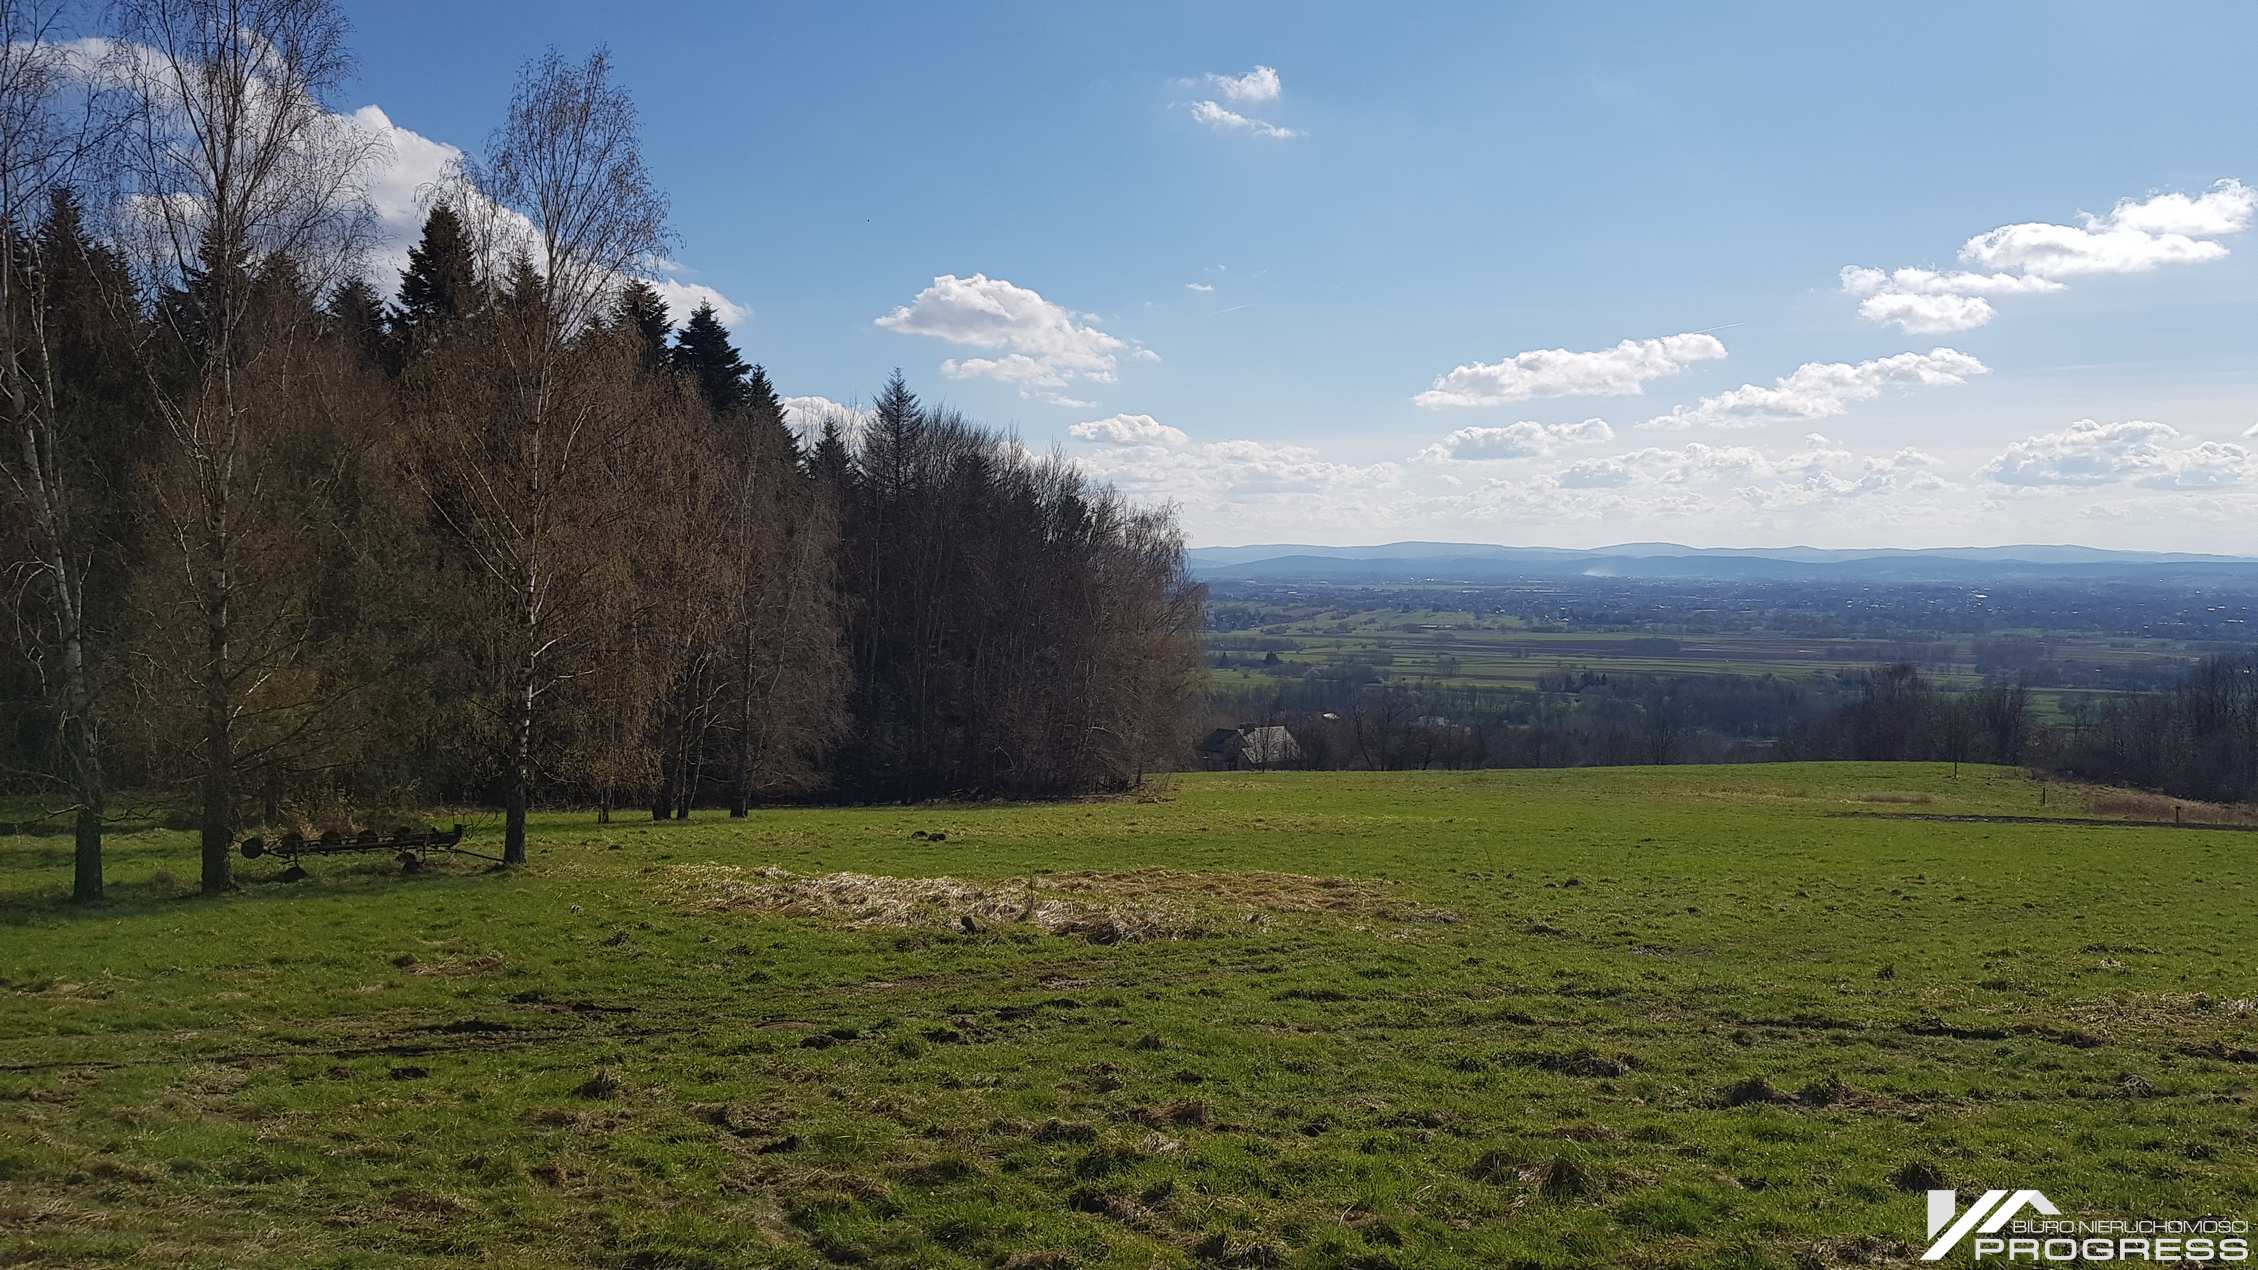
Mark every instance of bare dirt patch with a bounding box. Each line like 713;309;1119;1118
2089;791;2258;827
673;865;1454;943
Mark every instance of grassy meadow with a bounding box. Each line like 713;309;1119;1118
2;764;2254;1267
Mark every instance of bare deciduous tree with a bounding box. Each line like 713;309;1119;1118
723;421;846;813
0;0;118;900
107;0;382;893
400;47;669;863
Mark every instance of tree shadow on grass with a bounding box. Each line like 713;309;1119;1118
0;839;516;923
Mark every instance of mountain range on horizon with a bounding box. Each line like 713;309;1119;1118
1186;541;2258;584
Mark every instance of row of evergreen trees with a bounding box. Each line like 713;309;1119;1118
1;11;1205;901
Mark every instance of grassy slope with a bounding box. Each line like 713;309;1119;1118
1;764;2253;1267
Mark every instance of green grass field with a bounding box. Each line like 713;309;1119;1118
3;765;2254;1267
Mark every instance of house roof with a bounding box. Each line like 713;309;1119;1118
1197;724;1302;765
1195;727;1246;755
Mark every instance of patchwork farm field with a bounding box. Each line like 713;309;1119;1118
1209;606;2203;715
3;765;2255;1267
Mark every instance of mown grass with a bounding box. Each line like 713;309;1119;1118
2;764;2254;1267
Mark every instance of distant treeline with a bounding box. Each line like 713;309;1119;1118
1213;656;2258;802
1;11;1202;902
2054;654;2258;803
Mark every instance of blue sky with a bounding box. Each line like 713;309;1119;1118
342;2;2258;550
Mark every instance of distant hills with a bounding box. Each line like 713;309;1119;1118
1186;542;2258;585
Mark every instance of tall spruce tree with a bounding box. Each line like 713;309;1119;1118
390;202;478;350
670;302;749;415
152;224;253;368
807;417;854;486
743;363;781;420
741;363;800;458
615;280;671;372
35;188;145;559
326;275;393;371
498;250;546;316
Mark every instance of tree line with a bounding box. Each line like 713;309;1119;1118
1216;664;2039;774
2053;654;2258;803
1;0;1204;902
1221;652;2258;805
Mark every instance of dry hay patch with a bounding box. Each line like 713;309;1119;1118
673;864;1453;943
2088;790;2258;827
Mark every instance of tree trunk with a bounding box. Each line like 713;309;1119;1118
58;577;104;904
651;697;676;820
200;571;233;895
73;804;102;904
730;627;752;817
504;659;531;865
10;325;107;903
504;559;536;865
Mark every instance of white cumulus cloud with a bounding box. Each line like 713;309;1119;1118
875;273;1151;403
1645;348;1987;431
1074;436;1402;509
1852;291;1995;334
1839;265;2066;333
1839;266;2065;298
1070;413;1190;447
1206;65;1281;103
1551;442;1949;506
1188;99;1300;140
778;395;868;442
1841;179;2250;332
1964;180;2256;277
1416;419;1615;462
328;104;757;326
1979;420;2253;489
1414;333;1727;409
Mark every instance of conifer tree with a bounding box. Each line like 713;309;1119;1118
808;417;854;487
326;276;392;371
859;369;921;501
743;363;781;420
153;224;253;366
391;202;478;348
614;279;671;372
741;363;800;457
35;188;145;557
670;301;749;415
498;250;546;316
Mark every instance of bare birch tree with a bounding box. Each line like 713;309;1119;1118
107;0;381;893
0;0;120;900
399;48;668;863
